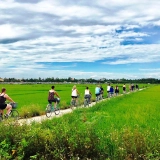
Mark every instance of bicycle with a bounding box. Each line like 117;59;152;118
84;95;91;107
0;102;19;122
70;95;80;110
45;99;60;118
95;94;101;103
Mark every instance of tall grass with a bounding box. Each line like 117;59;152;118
0;85;159;159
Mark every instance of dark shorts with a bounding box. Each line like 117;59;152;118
0;103;7;110
95;93;100;97
84;95;91;99
71;96;78;98
48;98;58;104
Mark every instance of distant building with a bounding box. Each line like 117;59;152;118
0;78;4;82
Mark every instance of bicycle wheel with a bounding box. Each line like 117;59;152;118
99;95;102;100
70;100;75;110
54;106;60;115
46;104;52;118
84;99;89;107
10;110;19;120
96;96;99;103
74;98;80;108
74;101;79;109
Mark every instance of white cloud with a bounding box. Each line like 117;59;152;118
0;0;160;79
0;24;28;39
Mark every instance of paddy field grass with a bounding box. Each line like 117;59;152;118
0;84;159;159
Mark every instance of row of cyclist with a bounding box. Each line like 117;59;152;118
48;83;139;110
47;84;124;110
0;85;101;119
0;84;139;119
48;85;102;109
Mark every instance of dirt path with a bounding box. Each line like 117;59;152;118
18;89;144;125
18;102;97;125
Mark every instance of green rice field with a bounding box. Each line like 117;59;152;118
0;83;149;112
0;84;159;159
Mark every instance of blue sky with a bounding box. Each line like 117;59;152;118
0;0;160;79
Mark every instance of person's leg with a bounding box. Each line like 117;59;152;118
0;109;3;114
5;104;12;115
88;95;91;103
107;91;110;98
54;102;57;109
53;99;58;108
76;97;78;104
0;109;3;116
100;94;102;99
71;96;75;104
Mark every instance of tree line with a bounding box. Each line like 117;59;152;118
0;77;160;84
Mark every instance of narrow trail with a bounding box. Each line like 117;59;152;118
18;89;144;125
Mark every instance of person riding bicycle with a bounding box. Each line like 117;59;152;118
84;86;92;104
95;85;101;100
71;85;80;104
0;88;15;118
48;86;60;109
107;83;111;98
123;84;126;93
100;86;104;99
109;86;114;97
115;85;119;96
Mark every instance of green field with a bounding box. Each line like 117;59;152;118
0;83;149;115
0;84;159;159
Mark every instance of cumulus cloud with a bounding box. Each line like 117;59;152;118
0;0;160;79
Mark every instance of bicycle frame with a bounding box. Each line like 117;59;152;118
0;107;19;121
96;94;101;102
45;102;60;118
84;97;90;107
70;96;80;109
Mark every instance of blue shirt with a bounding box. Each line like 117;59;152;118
110;87;114;93
95;87;100;94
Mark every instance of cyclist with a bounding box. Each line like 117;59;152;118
95;85;101;100
123;84;126;93
48;86;60;109
107;83;111;98
0;88;15;117
71;85;80;104
84;86;92;104
135;84;139;90
109;86;114;97
100;86;104;99
115;85;119;96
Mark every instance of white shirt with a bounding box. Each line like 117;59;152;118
71;89;77;96
85;89;90;95
107;86;110;91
